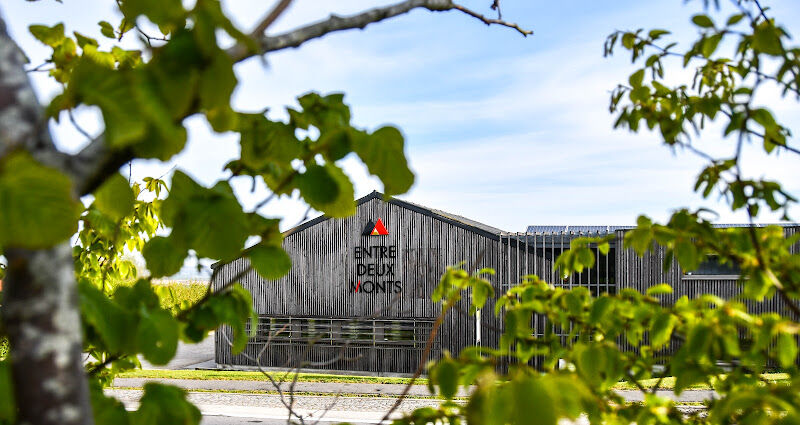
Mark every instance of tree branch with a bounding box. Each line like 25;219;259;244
228;0;531;61
37;0;532;199
250;0;295;39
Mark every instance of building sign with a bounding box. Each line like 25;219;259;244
351;218;401;294
362;218;389;236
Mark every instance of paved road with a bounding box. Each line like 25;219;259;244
139;333;215;370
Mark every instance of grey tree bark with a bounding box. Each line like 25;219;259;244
2;246;93;425
0;10;94;425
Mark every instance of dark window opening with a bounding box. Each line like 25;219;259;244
536;246;616;295
684;255;740;277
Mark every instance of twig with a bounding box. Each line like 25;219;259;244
452;3;529;35
25;62;52;73
490;0;502;19
228;0;531;61
68;109;94;143
250;0;295;37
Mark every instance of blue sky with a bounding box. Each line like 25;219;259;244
5;0;800;234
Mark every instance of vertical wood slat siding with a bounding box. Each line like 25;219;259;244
215;201;800;373
214;198;508;373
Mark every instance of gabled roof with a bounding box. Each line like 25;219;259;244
284;191;505;240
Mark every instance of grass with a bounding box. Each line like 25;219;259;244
0;337;7;360
118;369;790;391
118;369;426;385
109;280;207;315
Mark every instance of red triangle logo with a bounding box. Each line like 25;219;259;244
370;218;389;236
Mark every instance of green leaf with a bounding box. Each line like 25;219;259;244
776;332;798;368
650;311;676;349
161;172;249;261
685;324;712;359
95;173;135;221
90;381;130;425
295;164;339;206
238;115;299;169
701;34;722;58
675;240;700;271
0;361;15;422
353;126;414;197
78;279;137;353
628;69;645;87
514;376;556;425
99;21;116;39
575;343;605;387
132;383;201;425
753;24;783;56
29;23;65;47
726;13;745;26
590;296;613;323
295;164;355;218
142;236;188;278
66;60;148;148
436;358;459;399
120;0;186;28
183;285;253;353
74;32;99;49
691;15;714;28
137;309;179;365
646;283;673;296
248;244;292;280
0;152;81;248
199;53;237;131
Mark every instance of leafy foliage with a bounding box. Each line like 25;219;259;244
0;152;82;248
393;2;800;424
2;0;421;422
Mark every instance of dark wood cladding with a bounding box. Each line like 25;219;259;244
214;192;800;373
214;194;516;373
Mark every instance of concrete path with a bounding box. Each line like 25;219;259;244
139;333;215;370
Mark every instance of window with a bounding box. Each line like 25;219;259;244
247;316;434;349
683;255;740;278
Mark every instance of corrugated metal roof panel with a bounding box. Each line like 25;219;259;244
525;225;633;234
525;223;799;234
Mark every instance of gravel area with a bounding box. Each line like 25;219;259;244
114;378;471;397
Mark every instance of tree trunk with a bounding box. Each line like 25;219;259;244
2;244;93;425
0;8;94;425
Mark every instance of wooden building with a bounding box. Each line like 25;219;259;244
213;192;800;373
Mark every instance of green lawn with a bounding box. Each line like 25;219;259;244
118;369;790;391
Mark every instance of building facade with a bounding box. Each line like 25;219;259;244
213;192;800;373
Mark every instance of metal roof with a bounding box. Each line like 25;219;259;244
525;225;633;234
283;191;505;240
525;223;800;234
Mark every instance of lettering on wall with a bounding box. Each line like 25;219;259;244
350;219;401;294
